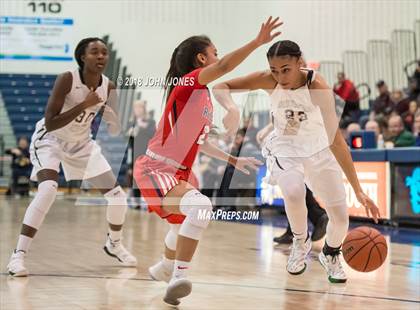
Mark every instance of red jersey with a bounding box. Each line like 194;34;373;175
147;68;213;169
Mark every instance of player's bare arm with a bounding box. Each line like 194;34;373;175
310;74;380;223
44;72;102;132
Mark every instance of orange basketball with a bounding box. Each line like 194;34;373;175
342;226;388;272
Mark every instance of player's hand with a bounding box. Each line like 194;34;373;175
233;157;263;175
223;107;240;136
356;191;380;224
84;87;103;108
254;16;283;47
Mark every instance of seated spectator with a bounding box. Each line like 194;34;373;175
386;115;415;147
333;72;360;122
365;120;383;147
5;136;31;196
343;122;361;144
365;120;381;137
413;110;420;147
376;117;389;139
391;89;404;103
392;89;410;115
370;80;395;119
401;100;419;131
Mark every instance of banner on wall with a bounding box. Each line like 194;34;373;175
256;161;391;219
393;164;420;220
343;162;390;219
0;16;73;61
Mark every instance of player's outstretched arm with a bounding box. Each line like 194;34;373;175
198;16;282;86
212;70;276;136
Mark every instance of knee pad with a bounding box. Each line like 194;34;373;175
104;186;128;225
283;184;306;204
23;180;57;229
165;224;180;251
178;189;212;240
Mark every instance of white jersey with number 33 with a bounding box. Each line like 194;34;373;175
36;69;109;143
263;69;330;158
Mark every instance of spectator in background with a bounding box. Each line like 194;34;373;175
343;122;361;145
231;128;261;208
376;117;389;139
200;134;227;200
392;89;410;115
386;115;415;147
215;128;260;211
5;136;31;196
371;80;394;119
410;61;420;100
365;120;383;147
365;120;381;138
126;100;156;206
241;116;258;146
334;72;360;122
401;100;419;131
413;110;420;146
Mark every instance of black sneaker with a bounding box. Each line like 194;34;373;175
273;231;294;244
311;214;328;242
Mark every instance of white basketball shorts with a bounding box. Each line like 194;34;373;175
29;123;112;182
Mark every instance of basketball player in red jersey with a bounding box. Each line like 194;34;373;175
134;17;282;305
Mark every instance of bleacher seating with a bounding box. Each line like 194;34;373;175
0;73;54;139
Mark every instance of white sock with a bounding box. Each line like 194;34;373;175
172;260;190;279
16;235;33;253
162;256;174;270
108;229;122;242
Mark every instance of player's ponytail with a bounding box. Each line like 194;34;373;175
164;35;211;102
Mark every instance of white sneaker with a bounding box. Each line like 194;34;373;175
163;277;192;306
319;251;347;283
7;250;28;277
149;260;172;283
287;237;312;275
103;235;137;267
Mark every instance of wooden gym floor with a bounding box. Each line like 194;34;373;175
1;196;419;309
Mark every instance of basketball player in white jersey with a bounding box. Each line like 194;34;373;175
213;40;380;283
7;37;137;277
